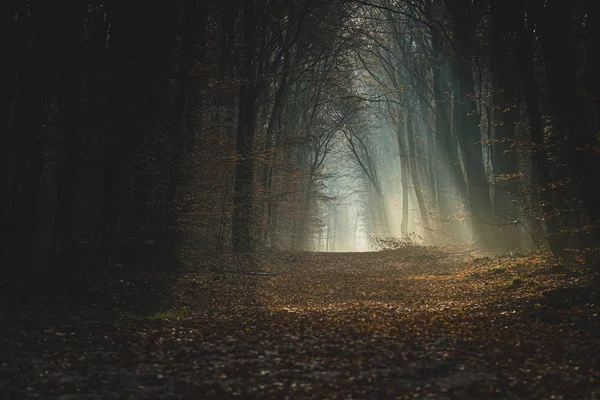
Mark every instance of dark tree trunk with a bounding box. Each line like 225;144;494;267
514;2;567;256
261;53;291;245
54;4;85;272
232;0;258;252
582;0;600;235
13;3;57;280
427;0;468;218
396;125;410;235
430;29;467;239
1;3;20;277
489;0;519;249
445;0;496;249
164;0;208;267
406;110;432;242
534;0;598;250
101;1;130;262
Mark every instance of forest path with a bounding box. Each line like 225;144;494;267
2;247;600;399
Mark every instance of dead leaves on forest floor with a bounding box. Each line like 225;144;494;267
1;246;600;399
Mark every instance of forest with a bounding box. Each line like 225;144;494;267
3;0;600;274
2;0;600;398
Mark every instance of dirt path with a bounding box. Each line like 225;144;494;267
2;247;599;399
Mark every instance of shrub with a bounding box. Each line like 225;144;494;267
369;233;423;250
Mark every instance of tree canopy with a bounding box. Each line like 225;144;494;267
2;0;599;282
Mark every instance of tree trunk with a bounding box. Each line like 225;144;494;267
261;53;290;245
445;0;496;249
232;0;258;252
164;0;209;267
430;28;466;239
582;0;600;236
514;2;566;256
54;4;85;272
1;3;21;277
101;1;130;262
489;0;519;249
396;125;410;235
13;3;57;280
406;110;432;242
536;0;599;245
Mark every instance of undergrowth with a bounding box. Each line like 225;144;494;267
369;233;424;250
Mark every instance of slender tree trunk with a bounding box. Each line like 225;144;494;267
489;0;519;249
427;0;468;241
423;123;439;233
582;0;600;236
101;1;129;262
406;110;432;242
54;5;85;272
13;3;56;280
397;125;410;235
431;50;466;239
262;54;290;245
164;0;208;266
1;3;20;276
445;0;496;248
232;0;258;252
295;188;313;250
125;2;179;267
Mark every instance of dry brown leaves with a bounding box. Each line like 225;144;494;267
1;246;599;399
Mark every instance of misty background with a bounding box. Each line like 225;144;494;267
2;0;599;281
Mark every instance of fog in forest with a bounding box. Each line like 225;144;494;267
4;1;600;397
293;8;490;253
3;0;599;273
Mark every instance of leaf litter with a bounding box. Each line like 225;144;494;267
1;246;599;399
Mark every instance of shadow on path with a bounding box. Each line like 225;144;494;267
1;247;599;399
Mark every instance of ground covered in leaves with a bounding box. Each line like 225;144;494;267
2;246;600;399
